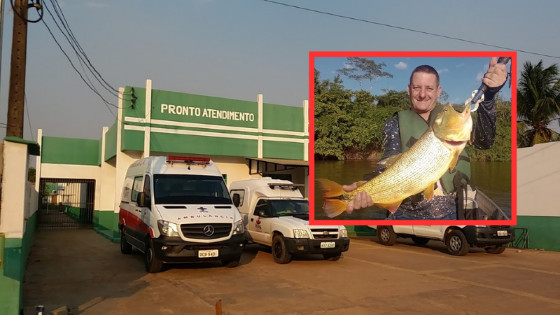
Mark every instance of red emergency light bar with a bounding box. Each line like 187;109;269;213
166;156;210;163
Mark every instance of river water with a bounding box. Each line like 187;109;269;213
313;160;512;221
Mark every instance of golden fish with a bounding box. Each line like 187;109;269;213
317;103;473;218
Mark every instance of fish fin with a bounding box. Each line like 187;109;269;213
449;151;460;172
423;182;436;201
376;201;402;214
379;154;402;169
316;178;345;198
323;199;348;218
355;180;367;188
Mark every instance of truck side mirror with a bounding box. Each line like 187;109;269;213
137;192;151;209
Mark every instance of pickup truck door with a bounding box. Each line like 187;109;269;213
412;225;445;239
248;199;272;245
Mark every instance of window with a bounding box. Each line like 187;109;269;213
153;175;232;205
230;189;245;207
131;176;143;204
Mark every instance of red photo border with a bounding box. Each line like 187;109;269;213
309;51;517;226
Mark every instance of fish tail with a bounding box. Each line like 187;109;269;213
316;178;346;198
323;199;348;218
317;178;348;218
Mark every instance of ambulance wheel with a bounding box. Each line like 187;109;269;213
120;230;132;255
272;234;292;264
145;238;163;273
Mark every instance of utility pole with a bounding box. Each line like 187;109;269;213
6;0;28;138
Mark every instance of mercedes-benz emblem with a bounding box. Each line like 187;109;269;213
203;225;215;236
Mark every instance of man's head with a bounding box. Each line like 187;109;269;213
407;65;442;120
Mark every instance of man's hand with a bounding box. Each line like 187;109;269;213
482;57;508;88
342;181;373;214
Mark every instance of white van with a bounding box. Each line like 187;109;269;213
119;156;245;272
230;178;349;263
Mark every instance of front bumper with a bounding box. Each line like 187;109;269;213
284;237;350;255
152;234;245;263
463;226;514;247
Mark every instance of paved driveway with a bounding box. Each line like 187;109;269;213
23;228;560;314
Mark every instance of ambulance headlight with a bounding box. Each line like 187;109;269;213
158;220;180;237
293;229;309;239
233;219;245;235
339;228;348;238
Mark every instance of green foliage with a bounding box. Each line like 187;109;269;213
314;70;513;162
466;100;512;162
336;57;393;91
28;167;36;183
517;60;560;147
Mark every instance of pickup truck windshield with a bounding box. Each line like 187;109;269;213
256;199;309;218
153;175;232;205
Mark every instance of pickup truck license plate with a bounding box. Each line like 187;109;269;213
497;230;508;237
320;242;336;249
198;249;219;258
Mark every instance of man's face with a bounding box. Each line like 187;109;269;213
407;72;442;116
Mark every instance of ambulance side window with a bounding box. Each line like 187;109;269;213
131;176;143;204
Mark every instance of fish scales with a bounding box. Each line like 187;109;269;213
345;130;454;204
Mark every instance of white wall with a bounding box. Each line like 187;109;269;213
517;142;560;216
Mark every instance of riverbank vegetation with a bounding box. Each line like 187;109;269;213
314;69;513;162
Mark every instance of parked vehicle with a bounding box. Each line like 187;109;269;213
370;187;514;256
229;178;350;263
119;156;245;272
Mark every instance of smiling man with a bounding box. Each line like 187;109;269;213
344;57;507;220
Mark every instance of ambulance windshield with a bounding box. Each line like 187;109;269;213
153;175;232;205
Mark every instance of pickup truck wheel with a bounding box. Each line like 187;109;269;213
323;253;342;261
446;230;470;256
120;230;133;254
485;244;507;254
377;226;396;246
412;236;430;246
145;238;163;273
272;234;292;264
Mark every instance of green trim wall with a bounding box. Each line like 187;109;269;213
42;137;101;165
120;86;307;159
515;216;560;251
263;103;303;132
0;212;38;314
93;210;120;242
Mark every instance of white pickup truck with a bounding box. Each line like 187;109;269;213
230;178;350;263
370;225;514;256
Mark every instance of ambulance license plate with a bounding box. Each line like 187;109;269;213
198;249;219;258
497;230;508;237
320;242;335;249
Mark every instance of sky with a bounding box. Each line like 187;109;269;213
1;0;559;141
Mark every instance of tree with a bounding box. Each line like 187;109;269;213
517;60;560;147
337;57;393;91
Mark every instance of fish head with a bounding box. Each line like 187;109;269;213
432;103;473;150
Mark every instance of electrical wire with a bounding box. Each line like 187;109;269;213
46;0;119;96
261;0;560;59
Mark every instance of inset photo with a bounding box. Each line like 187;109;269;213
309;51;516;226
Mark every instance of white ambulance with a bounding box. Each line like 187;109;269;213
119;156;245;272
229;178;350;264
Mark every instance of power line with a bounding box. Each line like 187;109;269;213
25;93;34;141
261;0;560;59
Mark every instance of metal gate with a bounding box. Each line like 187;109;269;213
38;178;95;229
